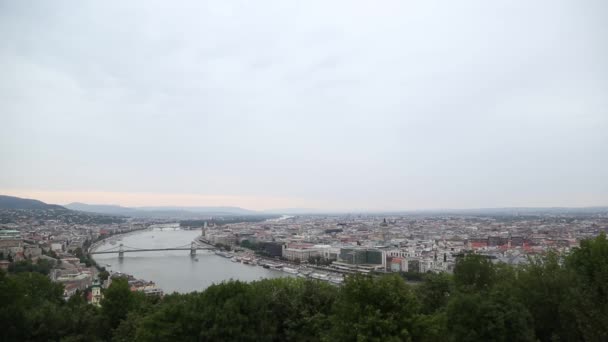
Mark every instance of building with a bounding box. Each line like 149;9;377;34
390;257;403;272
0;230;21;239
339;248;384;265
258;241;283;257
90;279;102;307
282;245;320;262
209;234;237;247
0;238;23;257
408;259;420;273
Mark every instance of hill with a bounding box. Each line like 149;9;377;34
0;195;66;210
65;202;136;215
65;203;258;218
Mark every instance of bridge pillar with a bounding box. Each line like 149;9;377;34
118;243;124;259
190;242;196;256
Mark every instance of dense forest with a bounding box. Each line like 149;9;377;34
2;233;607;341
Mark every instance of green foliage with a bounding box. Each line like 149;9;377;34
446;291;534;342
73;247;96;267
398;271;426;282
239;239;255;248
564;231;608;341
453;254;496;292
136;278;338;341
101;278;138;329
416;273;452;314
98;269;110;281
328;274;421;341
8;258;54;275
0;270;102;341
514;252;577;341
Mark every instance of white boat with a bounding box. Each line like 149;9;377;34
214;251;232;258
310;272;329;280
329;276;344;284
282;267;299;274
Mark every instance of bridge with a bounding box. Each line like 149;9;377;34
90;242;216;259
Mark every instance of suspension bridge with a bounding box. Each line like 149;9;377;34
90;242;215;259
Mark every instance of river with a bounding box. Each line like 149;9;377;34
91;225;288;293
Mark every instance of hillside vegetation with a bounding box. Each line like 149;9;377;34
0;195;66;210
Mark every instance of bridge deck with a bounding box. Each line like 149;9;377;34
91;247;215;254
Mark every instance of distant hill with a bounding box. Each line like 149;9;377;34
140;206;257;215
65;203;259;218
262;208;325;215
0;195;66;210
65;202;137;215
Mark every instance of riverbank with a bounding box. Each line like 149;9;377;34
199;237;345;285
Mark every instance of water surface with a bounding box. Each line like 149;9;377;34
92;227;287;293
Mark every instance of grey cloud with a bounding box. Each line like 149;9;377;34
0;0;607;210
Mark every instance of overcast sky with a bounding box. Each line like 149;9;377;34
1;0;607;210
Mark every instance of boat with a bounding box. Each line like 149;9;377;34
262;264;270;269
282;267;299;275
310;272;329;280
194;258;199;262
299;269;313;276
214;251;232;258
329;276;344;284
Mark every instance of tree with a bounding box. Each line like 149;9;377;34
98;270;110;282
446;291;534;342
515;252;577;341
563;232;608;341
416;273;452;314
0;271;65;341
101;278;136;330
328;274;422;341
453;254;496;292
8;259;53;275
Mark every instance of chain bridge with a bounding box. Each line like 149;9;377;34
90;242;215;259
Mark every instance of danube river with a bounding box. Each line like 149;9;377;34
92;227;288;293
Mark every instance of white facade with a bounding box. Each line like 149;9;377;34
282;247;320;262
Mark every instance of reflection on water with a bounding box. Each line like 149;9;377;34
92;228;287;293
